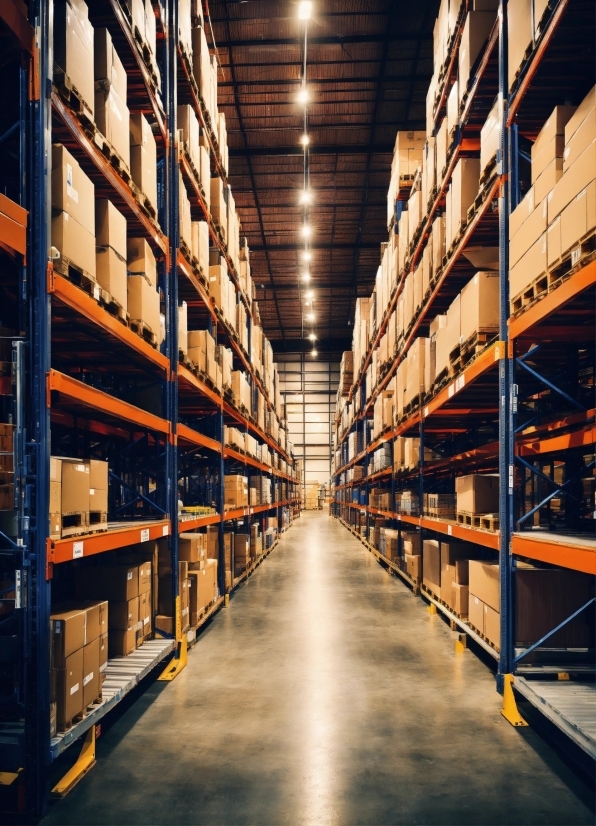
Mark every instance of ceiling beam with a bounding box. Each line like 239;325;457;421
216;73;431;88
248;241;381;252
228;143;393;157
213;34;432;48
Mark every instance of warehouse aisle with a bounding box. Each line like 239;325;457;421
44;512;593;826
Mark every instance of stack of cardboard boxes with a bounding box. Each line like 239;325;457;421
224;475;248;509
49;457;108;539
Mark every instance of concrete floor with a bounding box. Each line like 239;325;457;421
44;511;594;825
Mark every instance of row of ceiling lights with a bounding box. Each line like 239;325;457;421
298;1;317;357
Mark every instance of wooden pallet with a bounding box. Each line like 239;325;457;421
449;330;498;373
479;513;499;531
511;229;596;316
479;153;497;189
130;181;158;221
92;127;132;184
53;72;93;126
53;256;96;290
60;512;88;538
466;621;500;652
88;511;108;532
130;319;158;348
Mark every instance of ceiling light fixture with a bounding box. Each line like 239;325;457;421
302;250;312;262
300;134;310;147
311;348;318;357
301;272;311;283
305;290;314;300
299;189;313;205
297;88;309;104
308;333;316;342
301;224;311;239
306;312;315;322
298;1;312;20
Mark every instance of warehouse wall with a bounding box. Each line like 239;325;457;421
276;355;339;492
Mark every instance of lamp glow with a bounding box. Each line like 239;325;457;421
308;333;316;342
300;134;310;147
301;224;312;238
305;290;314;300
302;251;312;262
311;348;318;357
297;88;309;104
306;312;315;322
301;272;311;283
299;189;313;205
298;1;312;20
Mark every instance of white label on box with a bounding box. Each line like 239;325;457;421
93;285;100;300
89;488;95;495
66;164;78;203
140;528;150;542
83;671;94;687
397;514;401;520
447;525;452;535
144;616;150;626
127;571;132;581
455;374;465;392
163;525;169;536
70;683;80;696
73;541;84;559
448;383;455;398
571;246;581;266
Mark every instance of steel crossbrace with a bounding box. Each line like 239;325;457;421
516;357;585;411
109;471;167;515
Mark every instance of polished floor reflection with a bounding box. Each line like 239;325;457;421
44;511;594;825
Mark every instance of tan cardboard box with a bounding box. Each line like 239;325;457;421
510;186;535;238
54;0;94;114
179;532;205;563
50;513;61;539
534;157;563;203
94;27;127;103
95;86;130;168
138;561;152;595
509;232;547;300
130;145;157;215
509;196;547;268
402;530;422;554
532;135;565;183
50;481;61;513
55;647;84;728
109;597;139;631
480;99;500;175
459;271;499;342
468;594;484;632
96;247;127;310
127;275;160;335
96;199;126;260
458;11;496;93
484;603;500;648
559;180;596;256
564;86;595;145
109;628;137;657
533;106;576;160
507;0;532;90
547;215;561;266
452;582;469;616
405;553;421;583
51;145;95;235
61;460;89;514
82;637;100;707
50;609;86;667
52;212;97;279
75;564;139;602
440;542;473;605
564;107;596;173
547;139;596;223
99;632;108;671
469;560;499;611
455;473;499;513
127;238;157;288
88;459;108;514
450;158;480;239
422;539;440;594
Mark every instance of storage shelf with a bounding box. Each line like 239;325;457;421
49;638;175;760
513;676;596;759
51;90;167;255
512;532;596;575
50;271;169;374
178;512;220;532
49;519;170;567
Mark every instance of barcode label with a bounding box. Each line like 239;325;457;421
162;525;169;536
571;246;581;266
73;541;83;559
140;528;150;543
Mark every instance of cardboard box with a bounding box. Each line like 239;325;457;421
510;196;547;268
127;275;160;335
534;157;563;203
99;632;108;671
468;560;499;611
507;0;532;91
55;647;84;728
480;98;500;175
52;145;95;235
458;11;496;93
109;628;137;657
559;180;596;256
82;637;100;707
440;542;473;606
179;532;205;563
547;215;561;266
61;460;90;514
75;564;139;601
547;139;596;223
54;0;94;115
405;553;421;583
139;589;151;637
532;106;576;161
127;238;157;288
422;539;440;594
459;271;499;342
130;113;157;213
96;199;126;260
177;104;201;173
109;597;139;631
88;459;108;514
450;158;480;241
564;107;596;173
96;247;127;310
138;561;152;595
468;594;484;632
564;85;595;146
50;609;86;667
50;481;61;514
455;474;499;513
532;135;565;183
52;212;96;279
509;233;547;301
94;27;127;102
484;603;500;648
95;86;130;168
50;513;61;540
452;582;469;616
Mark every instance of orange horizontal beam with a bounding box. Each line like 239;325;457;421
177;252;216;321
51;272;169;371
512;533;596;575
177;423;221;453
0;0;34;54
0;209;27;256
50;519;170;566
509;260;596;340
48;369;170;434
224;447;269;472
178;513;220;532
519;425;596;456
178;363;222;407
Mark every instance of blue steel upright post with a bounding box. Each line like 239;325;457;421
497;0;513;691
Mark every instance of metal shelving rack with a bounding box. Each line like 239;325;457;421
0;0;300;819
332;0;595;758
